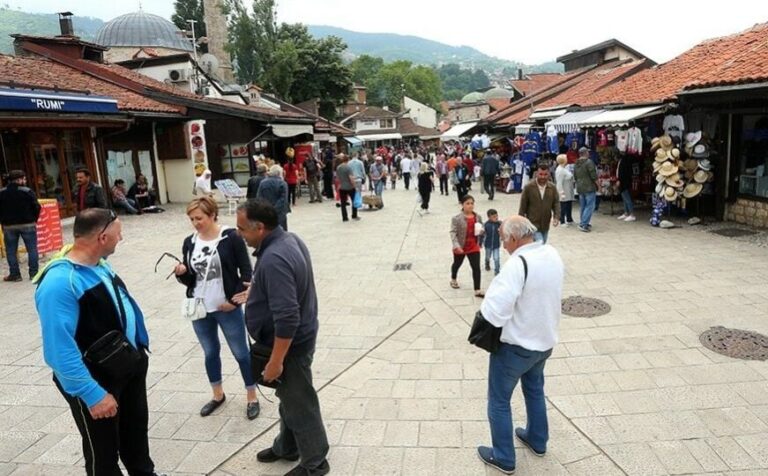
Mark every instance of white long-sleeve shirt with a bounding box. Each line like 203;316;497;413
480;242;564;351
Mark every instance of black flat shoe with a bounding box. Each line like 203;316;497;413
246;401;260;420
257;448;299;463
200;395;226;417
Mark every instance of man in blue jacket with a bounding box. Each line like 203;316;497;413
237;199;329;476
34;208;161;476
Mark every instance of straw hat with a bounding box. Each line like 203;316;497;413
698;158;712;171
665;175;684;188
684;159;698;172
659;135;673;151
692;144;709;158
693;170;708;183
653;161;663;173
656;173;666;183
655;182;664;195
659;220;675;229
655;148;668;162
651;137;661;151
685;131;702;149
670;148;680;160
658;162;679;176
663;187;678;201
683;182;703;198
684;169;695;180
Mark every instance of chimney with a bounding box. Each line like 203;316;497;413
58;11;74;36
517;68;523;80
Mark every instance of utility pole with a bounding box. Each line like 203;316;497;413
187;19;201;95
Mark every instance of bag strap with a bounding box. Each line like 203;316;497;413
519;255;528;284
110;277;127;330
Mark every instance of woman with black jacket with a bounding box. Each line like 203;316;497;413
173;196;260;420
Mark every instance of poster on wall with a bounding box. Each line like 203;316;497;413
36;199;64;254
188;120;208;177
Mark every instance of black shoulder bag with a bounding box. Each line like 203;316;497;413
468;255;528;353
83;278;142;382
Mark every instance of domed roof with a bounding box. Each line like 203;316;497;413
95;11;193;52
460;91;485;104
483;87;513;100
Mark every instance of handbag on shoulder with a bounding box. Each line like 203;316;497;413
467;255;528;353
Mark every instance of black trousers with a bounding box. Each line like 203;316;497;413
339;189;357;220
439;174;449;194
288;184;297;205
272;347;329;471
420;190;431;210
403;172;411;189
451;252;481;290
322;174;333;198
55;352;154;476
456;181;468;203
483;174;496;199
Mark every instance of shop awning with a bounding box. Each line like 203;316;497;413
360;132;402;141
545;110;606;133
0;87;119;114
579;105;665;128
270;123;314;138
528;108;568;120
514;124;534;135
344;136;363;146
440;121;478;142
313;132;331;142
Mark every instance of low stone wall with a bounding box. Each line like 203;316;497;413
726;198;768;228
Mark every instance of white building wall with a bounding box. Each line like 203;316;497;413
404;96;437;128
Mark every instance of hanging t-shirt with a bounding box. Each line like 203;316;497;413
663;114;685;139
626;127;643;155
615;130;629;153
596;129;608;146
191;235;227;313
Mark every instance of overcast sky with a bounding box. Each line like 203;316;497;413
7;0;768;65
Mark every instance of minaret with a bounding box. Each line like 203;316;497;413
202;0;235;83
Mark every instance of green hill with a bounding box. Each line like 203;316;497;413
307;25;562;74
0;8;104;54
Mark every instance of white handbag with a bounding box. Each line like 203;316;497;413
181;234;219;321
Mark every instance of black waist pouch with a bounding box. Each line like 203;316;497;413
250;341;282;389
83;330;142;382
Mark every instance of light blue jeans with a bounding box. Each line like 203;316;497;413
484;247;500;275
488;344;553;468
578;191;597;227
621;189;634;215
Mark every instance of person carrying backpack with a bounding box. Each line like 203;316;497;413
303;154;323;203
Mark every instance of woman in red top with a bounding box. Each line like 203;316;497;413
449;194;485;297
283;158;299;206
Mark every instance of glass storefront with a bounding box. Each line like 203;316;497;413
738;114;768;198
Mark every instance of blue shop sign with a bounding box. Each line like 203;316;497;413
0;88;119;114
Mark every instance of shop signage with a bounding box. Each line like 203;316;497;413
0;88;119;114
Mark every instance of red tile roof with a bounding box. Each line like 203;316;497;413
399;117;440;137
0;54;180;113
589;22;768;105
509;73;563;96
487;98;512;111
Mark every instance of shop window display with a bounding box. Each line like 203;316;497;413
738;114;768;198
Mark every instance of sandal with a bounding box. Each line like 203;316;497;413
450;280;460;289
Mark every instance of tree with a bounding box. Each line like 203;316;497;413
364;60;441;111
349;55;384;86
437;63;490;99
171;0;207;53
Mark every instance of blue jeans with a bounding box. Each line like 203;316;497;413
534;231;549;244
374;179;385;197
578;191;596;227
3;226;38;278
191;307;255;389
488;344;553;468
114;198;139;214
621;189;634;215
485;247;500;275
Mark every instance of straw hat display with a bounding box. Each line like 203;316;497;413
649;133;715;211
663;186;679;201
683;182;703;198
658;161;679;176
665;175;685;188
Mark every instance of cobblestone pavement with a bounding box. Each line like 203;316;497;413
1;182;767;476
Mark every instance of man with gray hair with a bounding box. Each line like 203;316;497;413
573;147;598;232
476;215;564;474
247;163;268;199
256;165;290;231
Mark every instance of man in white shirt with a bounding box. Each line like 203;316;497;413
476;216;564;474
400;155;413;190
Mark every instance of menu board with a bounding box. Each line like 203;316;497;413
36;199;64;254
219;143;251;186
189;120;208;177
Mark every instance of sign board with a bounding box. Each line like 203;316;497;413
0;88;119;114
189;120;208;176
36;199;64;254
214;179;245;198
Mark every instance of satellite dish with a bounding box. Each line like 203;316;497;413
199;53;220;75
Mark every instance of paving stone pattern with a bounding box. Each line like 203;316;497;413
1;184;767;475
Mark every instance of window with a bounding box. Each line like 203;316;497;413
380;119;394;129
738;114;768;198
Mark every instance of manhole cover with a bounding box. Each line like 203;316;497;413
699;326;768;361
710;228;758;238
393;263;412;271
561;296;611;317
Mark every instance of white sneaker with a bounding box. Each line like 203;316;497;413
623;215;636;222
617;214;627;220
561;222;569;228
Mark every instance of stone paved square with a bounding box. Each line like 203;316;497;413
1;184;767;475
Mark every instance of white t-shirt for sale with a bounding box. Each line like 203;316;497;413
191;236;227;313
